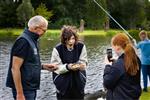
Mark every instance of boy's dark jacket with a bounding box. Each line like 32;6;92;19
52;43;86;95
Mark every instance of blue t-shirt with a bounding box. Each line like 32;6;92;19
137;39;150;65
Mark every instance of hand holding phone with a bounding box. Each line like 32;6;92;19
107;48;113;62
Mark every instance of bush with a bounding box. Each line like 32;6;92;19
128;30;140;40
147;31;150;39
0;29;13;36
35;3;53;20
48;23;61;29
16;0;34;27
106;30;120;37
54;17;78;28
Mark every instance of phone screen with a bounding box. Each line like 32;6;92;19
107;48;112;61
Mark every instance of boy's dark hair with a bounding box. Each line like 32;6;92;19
61;25;79;45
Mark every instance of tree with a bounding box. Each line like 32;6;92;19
144;0;150;30
69;0;87;26
16;0;34;27
121;0;146;29
50;0;75;28
85;0;107;30
30;0;88;28
0;0;19;27
106;0;123;29
107;0;146;29
35;3;53;20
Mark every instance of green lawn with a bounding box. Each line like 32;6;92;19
46;29;120;36
0;28;121;37
140;87;150;100
0;28;23;36
0;28;150;37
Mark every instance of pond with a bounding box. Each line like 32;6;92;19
0;34;112;100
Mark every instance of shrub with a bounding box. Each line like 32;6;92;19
128;30;140;40
35;3;53;20
106;30;120;37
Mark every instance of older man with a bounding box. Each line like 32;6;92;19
6;15;57;100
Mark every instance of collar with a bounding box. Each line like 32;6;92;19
23;28;39;41
118;53;124;59
117;49;124;58
143;39;149;41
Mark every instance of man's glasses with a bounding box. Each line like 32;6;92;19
38;27;47;33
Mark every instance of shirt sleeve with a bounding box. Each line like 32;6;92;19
103;61;124;89
12;38;29;59
78;45;88;66
136;42;141;49
51;48;69;74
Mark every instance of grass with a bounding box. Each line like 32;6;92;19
78;29;121;36
140;87;150;100
79;30;106;36
0;28;121;37
0;28;149;37
0;28;23;36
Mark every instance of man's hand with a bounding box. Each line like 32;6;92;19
42;64;58;71
17;93;25;100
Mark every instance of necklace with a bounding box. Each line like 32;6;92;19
68;47;73;51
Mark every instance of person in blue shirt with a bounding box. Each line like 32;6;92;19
137;30;150;92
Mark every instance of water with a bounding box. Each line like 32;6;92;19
0;34;112;100
1;34;149;100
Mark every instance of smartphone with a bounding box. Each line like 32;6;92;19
107;48;112;62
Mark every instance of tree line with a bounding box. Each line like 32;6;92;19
0;0;149;30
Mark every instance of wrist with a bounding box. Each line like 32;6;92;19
41;64;44;69
66;64;71;71
17;90;23;94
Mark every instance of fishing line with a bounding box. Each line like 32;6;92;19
93;0;134;40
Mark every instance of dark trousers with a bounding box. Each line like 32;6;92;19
141;65;150;89
56;89;84;100
12;89;37;100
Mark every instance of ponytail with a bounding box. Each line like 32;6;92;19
124;43;139;76
111;33;139;76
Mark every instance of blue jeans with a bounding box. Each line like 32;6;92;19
12;89;37;100
141;65;150;89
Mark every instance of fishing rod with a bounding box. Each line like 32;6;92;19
93;0;134;40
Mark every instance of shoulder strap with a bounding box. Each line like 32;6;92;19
21;33;37;55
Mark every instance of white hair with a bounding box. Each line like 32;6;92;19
28;15;48;29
